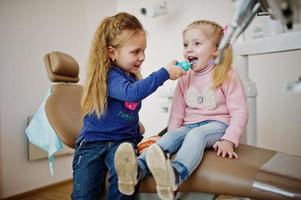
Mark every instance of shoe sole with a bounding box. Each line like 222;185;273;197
114;142;137;195
146;144;175;200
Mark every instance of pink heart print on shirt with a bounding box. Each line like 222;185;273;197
124;102;139;111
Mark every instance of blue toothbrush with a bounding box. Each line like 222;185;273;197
176;60;197;71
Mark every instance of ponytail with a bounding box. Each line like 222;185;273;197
212;43;233;89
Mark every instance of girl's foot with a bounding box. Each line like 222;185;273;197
114;142;138;195
146;143;177;200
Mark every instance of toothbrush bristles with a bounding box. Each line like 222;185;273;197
190;60;197;65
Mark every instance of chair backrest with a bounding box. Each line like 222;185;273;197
44;51;83;148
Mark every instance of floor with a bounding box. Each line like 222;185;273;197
6;181;72;200
6;181;246;200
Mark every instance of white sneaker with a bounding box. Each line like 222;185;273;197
146;143;177;200
114;142;138;195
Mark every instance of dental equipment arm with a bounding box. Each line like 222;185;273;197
215;0;301;64
215;0;258;64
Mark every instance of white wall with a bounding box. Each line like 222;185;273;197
0;93;3;197
0;0;115;198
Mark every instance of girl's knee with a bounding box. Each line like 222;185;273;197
186;130;206;141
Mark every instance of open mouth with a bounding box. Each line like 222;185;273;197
134;64;141;69
188;56;198;66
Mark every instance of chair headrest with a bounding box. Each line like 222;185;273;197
44;51;80;83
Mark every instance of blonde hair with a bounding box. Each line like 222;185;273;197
81;12;144;118
185;20;233;89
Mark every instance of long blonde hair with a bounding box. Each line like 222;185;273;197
81;12;144;118
185;20;233;89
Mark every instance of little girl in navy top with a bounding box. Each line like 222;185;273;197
71;12;185;200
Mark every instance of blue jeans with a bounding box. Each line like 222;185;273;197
72;139;135;200
137;120;227;183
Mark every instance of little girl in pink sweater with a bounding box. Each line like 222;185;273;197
115;19;248;200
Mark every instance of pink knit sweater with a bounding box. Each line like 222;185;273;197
168;64;248;147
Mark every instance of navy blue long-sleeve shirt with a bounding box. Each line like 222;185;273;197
78;65;169;144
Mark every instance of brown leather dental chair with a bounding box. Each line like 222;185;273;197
44;51;83;149
43;51;301;200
